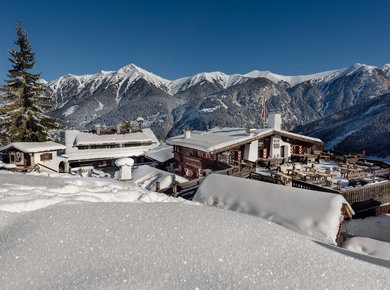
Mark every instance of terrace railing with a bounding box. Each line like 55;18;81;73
340;181;390;204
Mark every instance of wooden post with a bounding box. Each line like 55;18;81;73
156;181;160;192
172;184;177;197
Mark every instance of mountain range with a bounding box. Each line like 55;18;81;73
45;63;390;156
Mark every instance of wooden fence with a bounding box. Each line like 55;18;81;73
340;181;390;204
292;179;340;194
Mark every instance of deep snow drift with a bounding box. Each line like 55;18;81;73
0;202;389;289
0;172;389;289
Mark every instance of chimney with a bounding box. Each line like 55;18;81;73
268;112;282;130
116;123;122;134
184;128;191;139
136;117;144;131
246;128;256;136
95;124;101;135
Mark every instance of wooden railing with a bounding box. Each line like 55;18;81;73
36;163;58;173
292;179;340;194
249;172;281;184
340;181;390;204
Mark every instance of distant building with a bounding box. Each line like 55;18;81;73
0;141;66;173
166;113;323;178
63;125;159;171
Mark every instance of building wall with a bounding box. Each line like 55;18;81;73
243;140;258;162
32;151;65;173
8;151;25;166
269;136;291;158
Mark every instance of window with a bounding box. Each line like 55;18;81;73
9;152;22;163
40;153;53;162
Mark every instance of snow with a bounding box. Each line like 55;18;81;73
167;127;274;153
325;129;359;150
132;165;188;191
167;127;322;153
95;100;104;111
144;144;173;163
0;201;389;289
0;172;390;288
343;237;390;260
62;105;77;117
341;63;376;77
169;72;246;94
194;174;353;244
346;214;390;243
244;68;345;86
200;105;220;113
218;99;228;109
115;157;134;167
65;145;158;162
0;141;66;154
0;172;179;213
74;128;159;146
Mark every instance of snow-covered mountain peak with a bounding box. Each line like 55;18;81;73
116;63;170;89
342;63;376;77
244;69;345;86
168;71;247;94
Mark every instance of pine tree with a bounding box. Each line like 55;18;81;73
0;23;58;144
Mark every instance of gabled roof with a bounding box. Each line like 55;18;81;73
144;144;174;163
74;128;159;146
166;127;323;153
64;145;159;162
166;128;274;153
0;142;66;153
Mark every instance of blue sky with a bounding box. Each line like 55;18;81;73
1;0;389;81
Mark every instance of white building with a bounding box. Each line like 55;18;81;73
0;141;66;173
63;128;160;171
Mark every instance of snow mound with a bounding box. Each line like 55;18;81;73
343;237;390;260
0;202;388;289
194;174;352;244
0;172;179;213
132;165;188;191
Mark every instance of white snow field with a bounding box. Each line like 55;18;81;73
346;214;390;243
0;172;389;289
0;172;179;213
344;237;390;260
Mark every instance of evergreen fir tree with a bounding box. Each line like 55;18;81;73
0;23;58;144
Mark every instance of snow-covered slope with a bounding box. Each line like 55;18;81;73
244;68;345;86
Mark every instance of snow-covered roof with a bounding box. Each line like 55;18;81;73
0;141;66;153
167;128;274;153
132;165;188;191
276;129;323;145
65;145;158;162
74;128;159;146
144;144;174;163
166;127;322;153
194;174;354;244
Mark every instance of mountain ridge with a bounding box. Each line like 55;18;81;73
45;62;390;155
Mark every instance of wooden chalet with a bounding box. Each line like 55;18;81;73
166;113;323;178
0;142;66;173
